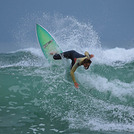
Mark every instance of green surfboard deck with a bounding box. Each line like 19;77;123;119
36;24;62;62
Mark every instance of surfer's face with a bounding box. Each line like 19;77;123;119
83;63;90;70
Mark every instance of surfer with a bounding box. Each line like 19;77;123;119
50;50;94;88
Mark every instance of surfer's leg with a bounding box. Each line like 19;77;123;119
53;50;76;63
53;53;62;60
53;50;73;60
62;50;77;68
62;50;76;59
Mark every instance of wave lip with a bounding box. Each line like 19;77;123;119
0;48;48;68
95;47;134;66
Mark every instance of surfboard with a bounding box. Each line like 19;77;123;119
36;24;62;62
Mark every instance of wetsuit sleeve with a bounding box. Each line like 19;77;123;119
70;62;79;83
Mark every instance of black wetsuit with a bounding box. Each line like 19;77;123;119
53;50;85;68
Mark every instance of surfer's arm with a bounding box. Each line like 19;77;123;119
70;63;79;88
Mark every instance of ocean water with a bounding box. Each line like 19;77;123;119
0;14;134;134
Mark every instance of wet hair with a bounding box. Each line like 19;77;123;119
82;58;92;65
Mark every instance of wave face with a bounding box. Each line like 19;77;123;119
0;14;134;134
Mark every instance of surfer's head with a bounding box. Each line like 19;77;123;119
82;58;92;70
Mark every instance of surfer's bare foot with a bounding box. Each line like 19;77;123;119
50;52;57;55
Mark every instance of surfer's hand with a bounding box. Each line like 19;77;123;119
74;82;79;88
90;54;94;58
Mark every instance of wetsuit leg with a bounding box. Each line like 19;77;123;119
63;50;76;68
62;50;75;59
53;50;75;60
53;53;62;60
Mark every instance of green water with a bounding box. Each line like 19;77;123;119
0;49;134;134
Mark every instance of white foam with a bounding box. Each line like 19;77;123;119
94;47;134;66
78;71;134;100
63;97;134;132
